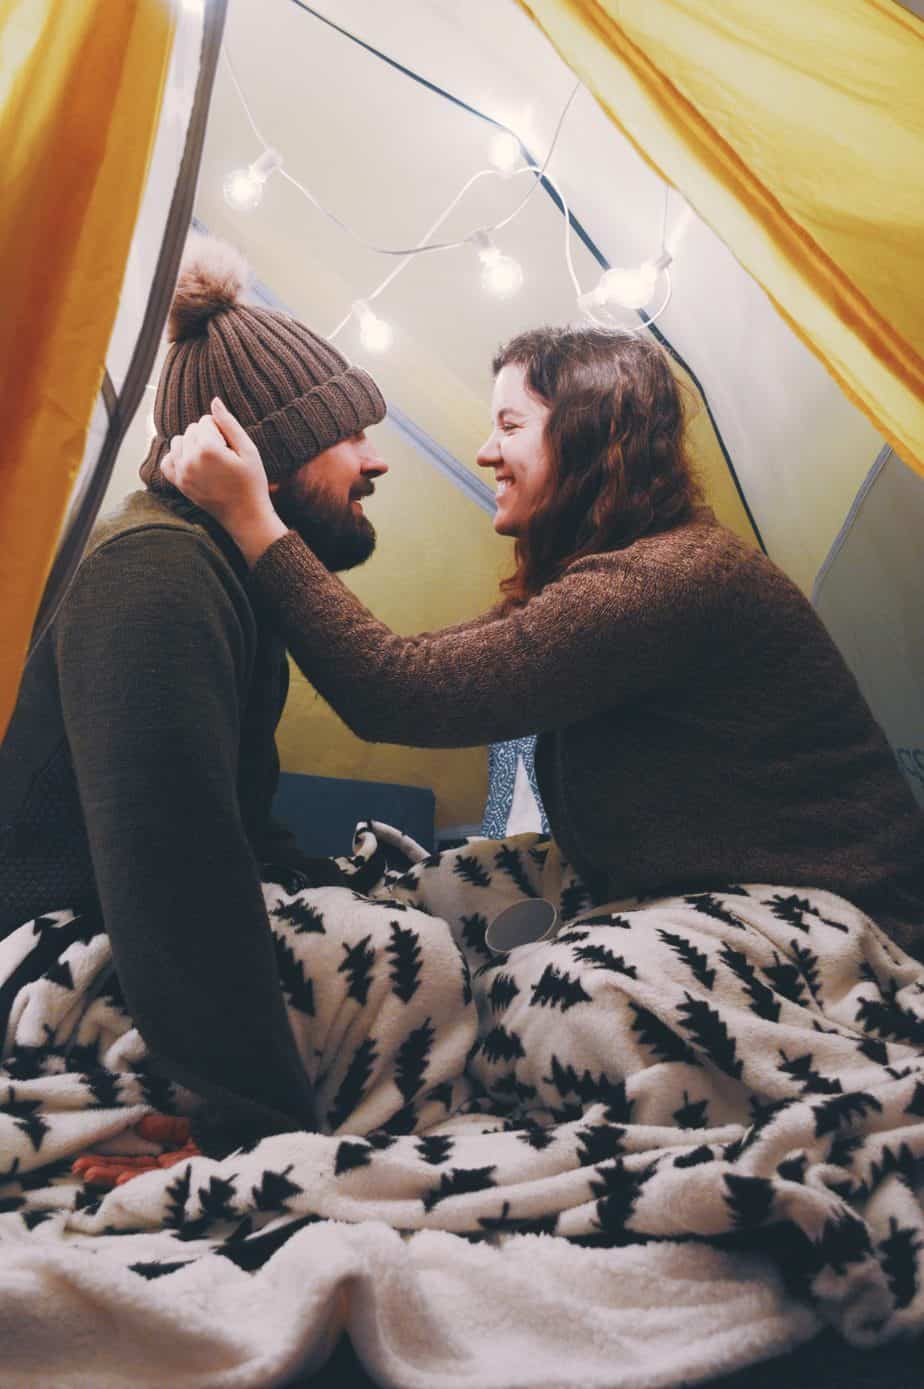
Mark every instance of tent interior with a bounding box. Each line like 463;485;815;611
1;2;923;1386
69;0;924;847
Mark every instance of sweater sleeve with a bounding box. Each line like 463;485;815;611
250;530;707;748
55;528;317;1148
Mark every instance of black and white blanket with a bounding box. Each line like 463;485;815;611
1;828;922;1387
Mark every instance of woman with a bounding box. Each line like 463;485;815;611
163;326;924;959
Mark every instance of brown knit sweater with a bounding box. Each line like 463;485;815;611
251;508;924;958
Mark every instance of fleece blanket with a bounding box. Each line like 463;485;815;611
1;827;922;1388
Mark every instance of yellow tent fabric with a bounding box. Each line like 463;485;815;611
516;0;924;477
0;0;174;744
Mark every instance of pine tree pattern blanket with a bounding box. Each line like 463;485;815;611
1;827;922;1387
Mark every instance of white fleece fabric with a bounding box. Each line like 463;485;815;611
1;826;922;1387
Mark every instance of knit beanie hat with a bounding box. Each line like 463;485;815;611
141;233;386;487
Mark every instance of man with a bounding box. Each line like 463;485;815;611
0;233;390;1154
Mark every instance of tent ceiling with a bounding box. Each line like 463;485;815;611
198;0;628;403
195;0;888;593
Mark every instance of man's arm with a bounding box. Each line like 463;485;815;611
56;527;317;1152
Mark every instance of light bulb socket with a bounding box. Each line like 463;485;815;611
470;229;495;262
352;300;393;351
479;250;524;297
578;288;605;312
250;147;282;182
488;129;522;176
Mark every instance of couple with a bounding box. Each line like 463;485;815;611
2;232;922;1173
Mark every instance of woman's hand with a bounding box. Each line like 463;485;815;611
161;397;287;567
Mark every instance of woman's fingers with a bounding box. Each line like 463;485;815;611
192;414;229;455
162;416;236;489
211;396;252;454
163;405;256;473
159;404;271;531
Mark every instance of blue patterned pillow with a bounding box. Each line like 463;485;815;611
481;736;550;838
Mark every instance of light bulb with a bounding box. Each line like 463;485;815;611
593;253;672;311
354;300;394;353
222;147;282;213
598;263;659;311
488;130;521;174
223;168;263;212
471;231;524;299
481;250;524;297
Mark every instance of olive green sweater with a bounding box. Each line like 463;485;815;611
251;509;924;959
0;491;319;1150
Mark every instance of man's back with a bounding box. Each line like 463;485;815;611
1;491;266;926
0;489;318;1147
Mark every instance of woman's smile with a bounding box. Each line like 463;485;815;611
476;363;551;537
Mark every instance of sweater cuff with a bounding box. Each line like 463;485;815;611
189;1101;310;1160
249;529;321;605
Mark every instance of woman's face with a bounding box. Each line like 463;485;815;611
477;362;552;537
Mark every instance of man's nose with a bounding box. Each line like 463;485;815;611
361;447;388;477
476;432;500;468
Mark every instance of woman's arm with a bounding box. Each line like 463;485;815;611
250;529;703;748
164;400;707;749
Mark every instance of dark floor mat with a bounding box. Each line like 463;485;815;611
709;1327;922;1389
287;1326;923;1388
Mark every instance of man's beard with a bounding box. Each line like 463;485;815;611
272;476;377;572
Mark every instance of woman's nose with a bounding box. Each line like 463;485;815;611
476;433;500;468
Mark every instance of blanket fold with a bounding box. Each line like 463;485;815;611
1;826;922;1387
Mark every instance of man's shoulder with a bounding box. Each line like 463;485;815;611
88;489;217;556
62;492;257;647
84;491;249;591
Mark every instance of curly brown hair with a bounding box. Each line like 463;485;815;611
492;326;702;608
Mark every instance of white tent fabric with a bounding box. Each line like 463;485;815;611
193;0;890;594
814;447;924;810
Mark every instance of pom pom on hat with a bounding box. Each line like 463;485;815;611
167;231;251;342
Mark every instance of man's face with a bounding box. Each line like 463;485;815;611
270;430;389;571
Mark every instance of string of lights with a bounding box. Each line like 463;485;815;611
219;44;682;350
266;1;761;550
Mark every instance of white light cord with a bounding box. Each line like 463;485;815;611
222;45;270;150
329;162;581;340
539;168;582;301
223;42;580;259
488;81;581;234
219;43;678;341
327;168;496;339
660;181;670;256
